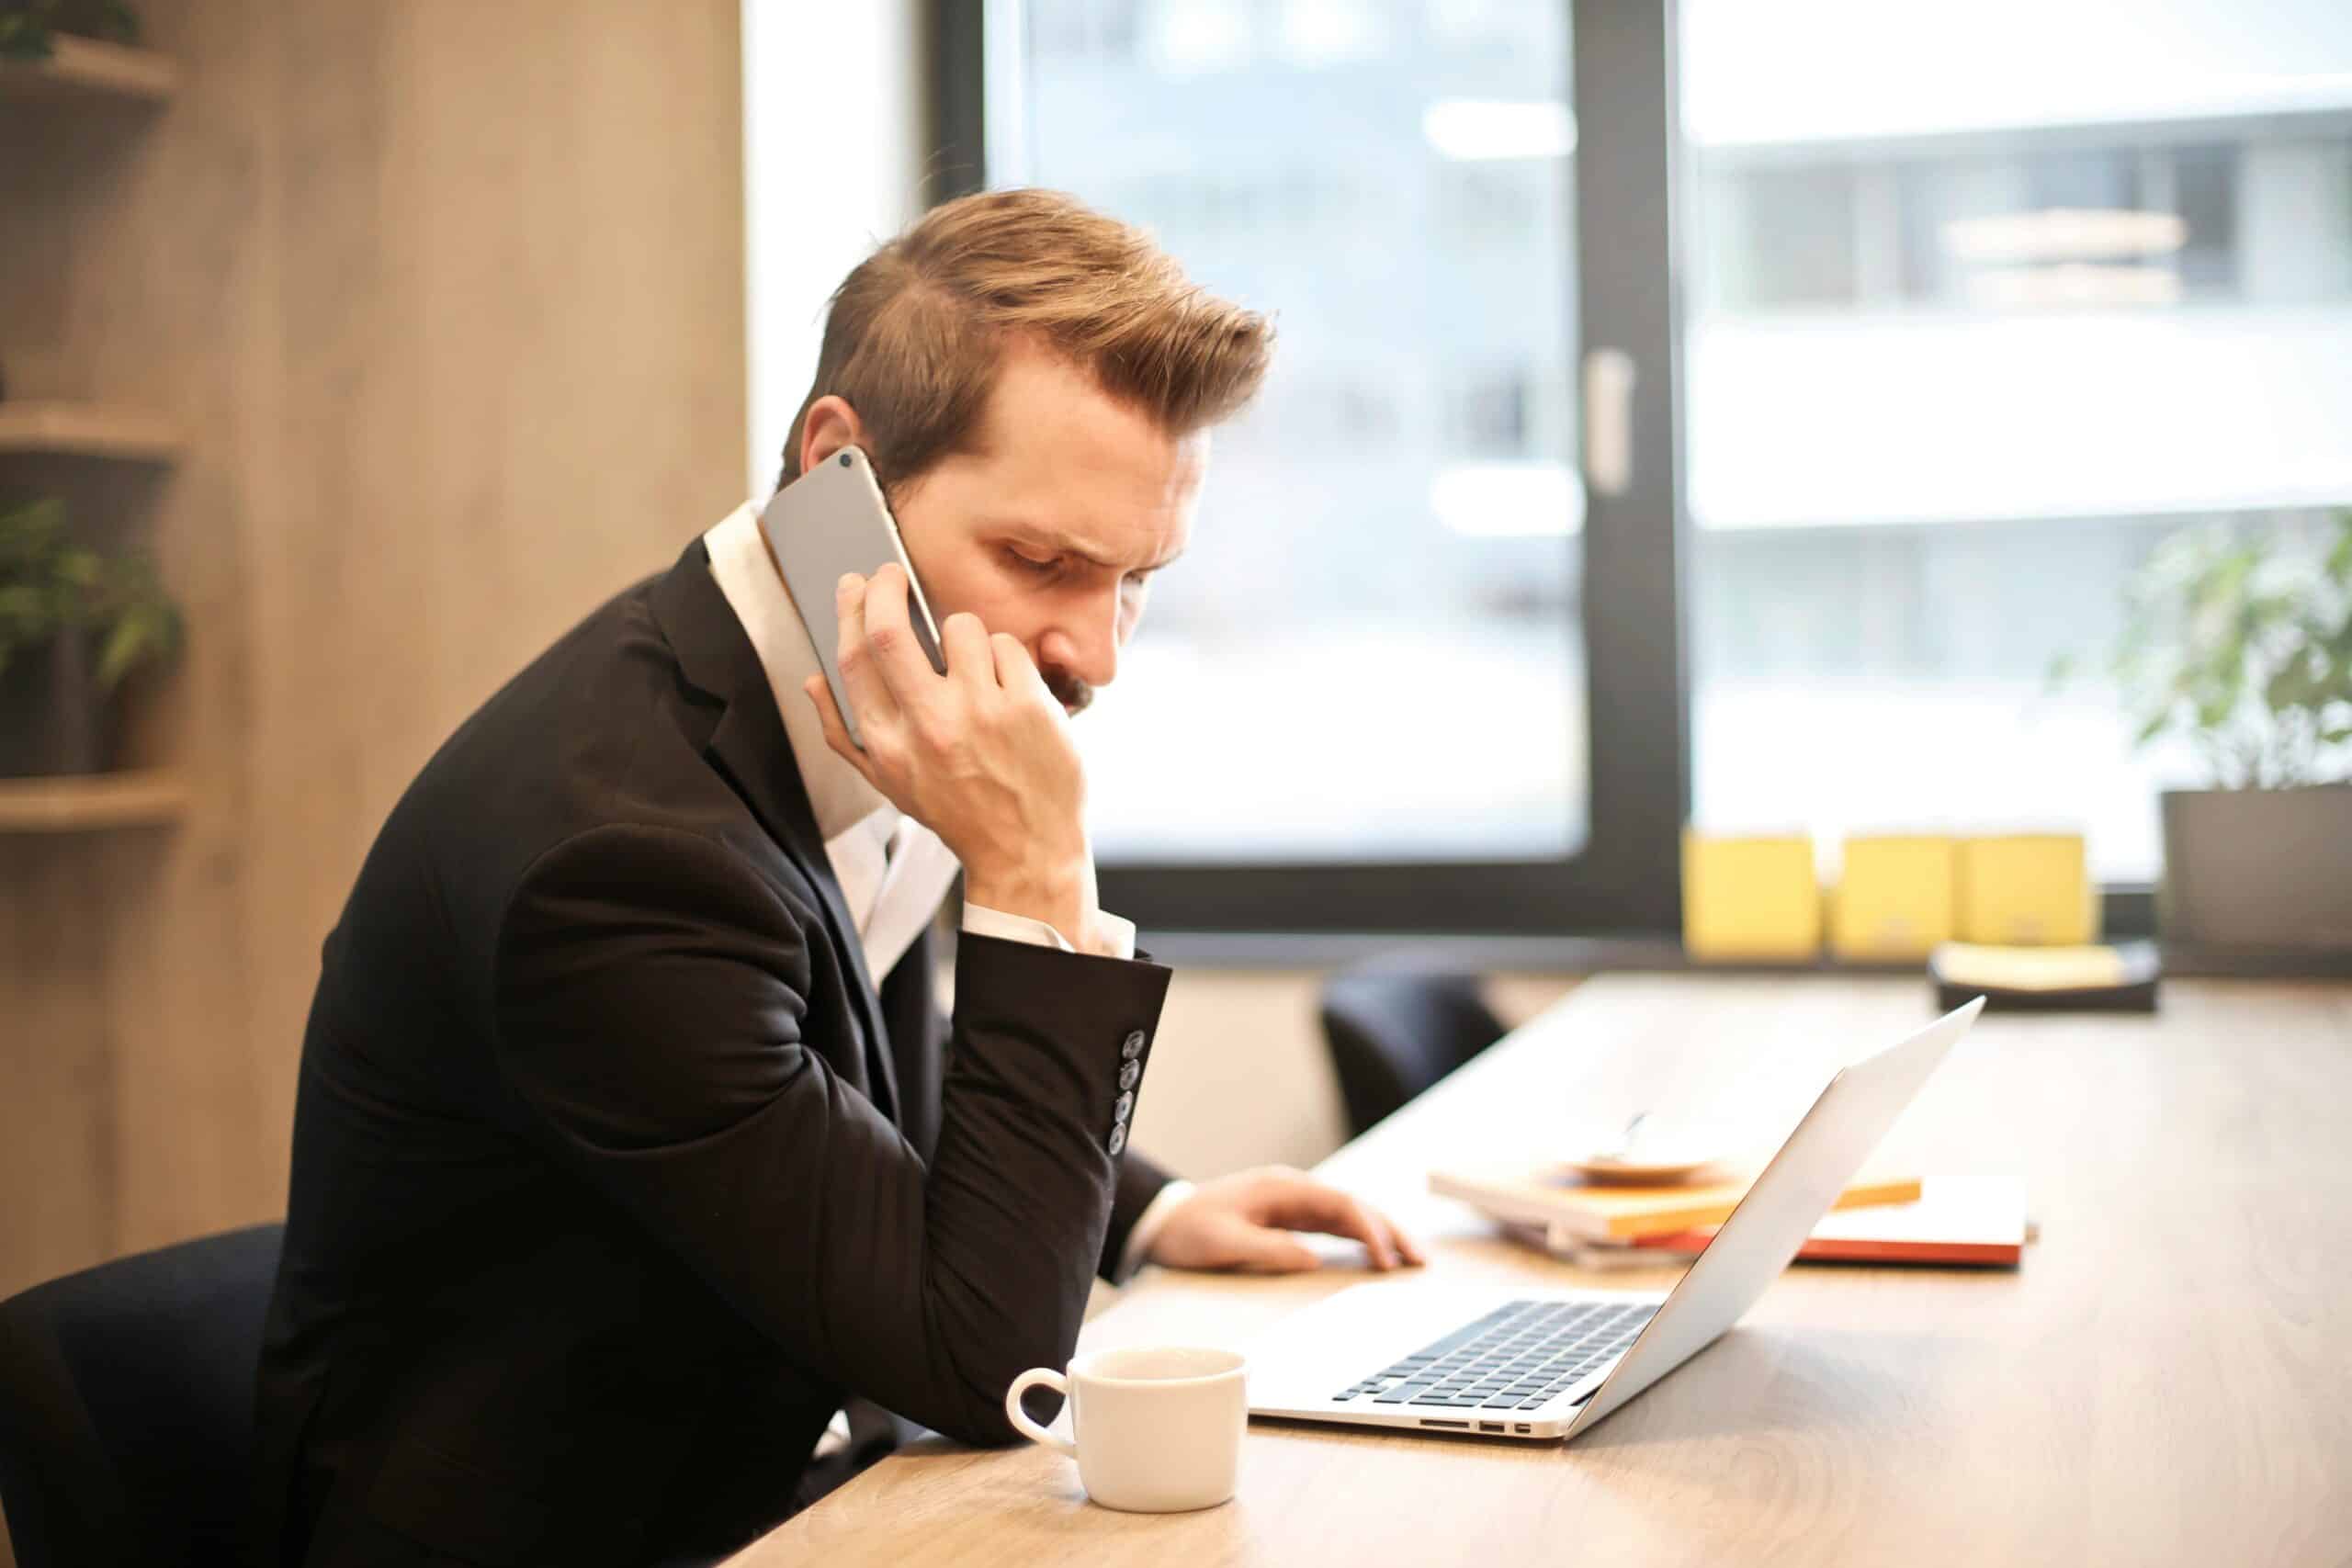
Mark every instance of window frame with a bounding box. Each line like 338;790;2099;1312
928;0;1693;935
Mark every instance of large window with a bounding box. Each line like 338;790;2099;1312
1679;0;2352;883
955;0;1686;934
1002;1;1586;865
952;0;2352;932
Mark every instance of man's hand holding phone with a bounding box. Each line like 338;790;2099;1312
806;564;1113;955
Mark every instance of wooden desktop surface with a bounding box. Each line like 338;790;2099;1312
731;974;2352;1566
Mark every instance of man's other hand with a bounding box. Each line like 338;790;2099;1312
1145;1167;1427;1274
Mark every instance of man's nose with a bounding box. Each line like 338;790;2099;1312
1041;590;1122;691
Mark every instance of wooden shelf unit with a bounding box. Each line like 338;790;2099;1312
0;770;188;832
2;42;190;849
0;35;178;104
0;400;184;461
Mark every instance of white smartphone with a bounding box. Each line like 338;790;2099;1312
759;446;947;749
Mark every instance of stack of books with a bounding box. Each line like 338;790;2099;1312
1429;1163;2028;1269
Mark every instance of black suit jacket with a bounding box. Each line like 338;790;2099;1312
253;540;1175;1566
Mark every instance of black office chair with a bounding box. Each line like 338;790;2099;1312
1318;966;1508;1139
0;1223;283;1568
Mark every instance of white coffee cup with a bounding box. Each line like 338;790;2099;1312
1003;1346;1248;1513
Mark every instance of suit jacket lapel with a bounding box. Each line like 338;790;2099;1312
650;541;900;1121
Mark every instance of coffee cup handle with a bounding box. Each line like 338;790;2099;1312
1003;1368;1080;1457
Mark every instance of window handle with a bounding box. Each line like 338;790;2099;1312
1582;348;1637;499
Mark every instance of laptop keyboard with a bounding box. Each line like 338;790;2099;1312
1329;1298;1657;1411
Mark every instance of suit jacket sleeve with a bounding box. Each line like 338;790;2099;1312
1102;1147;1174;1281
491;823;1170;1448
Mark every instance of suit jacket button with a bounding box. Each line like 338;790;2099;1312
1119;1059;1141;1091
1122;1030;1147;1060
1113;1090;1135;1124
1108;1122;1129;1156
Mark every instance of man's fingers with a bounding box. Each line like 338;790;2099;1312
940;611;997;692
1223;1223;1322;1275
1389;1213;1428;1268
989;631;1054;704
1266;1176;1419;1271
805;675;881;787
831;573;899;726
1261;1178;1398;1270
857;564;936;704
1361;1204;1424;1269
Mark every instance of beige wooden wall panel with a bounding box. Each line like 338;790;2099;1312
0;0;265;1294
0;0;747;1301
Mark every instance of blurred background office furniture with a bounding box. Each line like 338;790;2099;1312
1319;966;1506;1138
0;1223;281;1568
734;974;2352;1566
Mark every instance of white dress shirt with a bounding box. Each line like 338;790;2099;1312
700;503;1191;1289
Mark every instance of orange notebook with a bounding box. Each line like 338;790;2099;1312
1624;1179;2029;1267
1429;1163;1922;1245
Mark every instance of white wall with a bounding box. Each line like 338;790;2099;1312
1128;969;1579;1180
742;0;925;499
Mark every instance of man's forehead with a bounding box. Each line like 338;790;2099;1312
959;356;1204;565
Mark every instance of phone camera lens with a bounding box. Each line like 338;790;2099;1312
839;453;851;468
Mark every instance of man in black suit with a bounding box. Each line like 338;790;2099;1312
254;188;1421;1566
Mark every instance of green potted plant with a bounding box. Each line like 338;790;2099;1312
2071;513;2352;953
0;495;182;776
0;1;141;61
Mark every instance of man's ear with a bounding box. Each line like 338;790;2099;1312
797;395;872;479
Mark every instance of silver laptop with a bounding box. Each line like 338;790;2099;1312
1247;997;1984;1441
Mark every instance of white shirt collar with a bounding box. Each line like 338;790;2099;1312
701;500;889;843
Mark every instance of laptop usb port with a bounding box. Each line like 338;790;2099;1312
1514;1424;1531;1433
1478;1421;1505;1433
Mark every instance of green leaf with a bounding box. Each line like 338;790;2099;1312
0;492;184;688
0;19;60;62
55;550;102;592
95;617;141;691
2267;654;2321;714
0;497;67;563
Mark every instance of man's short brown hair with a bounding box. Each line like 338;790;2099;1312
779;187;1273;495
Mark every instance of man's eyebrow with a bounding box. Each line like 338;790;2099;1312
999;522;1185;574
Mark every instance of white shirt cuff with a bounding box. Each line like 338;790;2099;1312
961;901;1136;961
1115;1177;1194;1281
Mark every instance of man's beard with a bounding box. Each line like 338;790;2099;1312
1044;666;1093;716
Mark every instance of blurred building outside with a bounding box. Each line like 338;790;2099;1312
1007;0;2352;886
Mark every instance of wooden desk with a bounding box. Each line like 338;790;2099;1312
733;975;2352;1566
